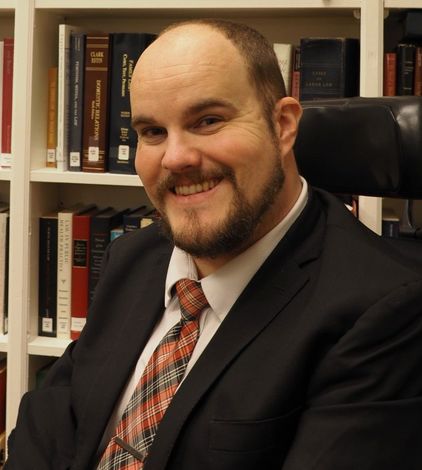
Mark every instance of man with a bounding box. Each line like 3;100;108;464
6;19;422;470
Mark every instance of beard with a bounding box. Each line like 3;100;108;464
155;149;285;259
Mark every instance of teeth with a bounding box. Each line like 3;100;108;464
175;179;217;196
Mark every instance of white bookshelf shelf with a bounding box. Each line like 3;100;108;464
0;168;11;182
31;168;142;187
28;336;72;357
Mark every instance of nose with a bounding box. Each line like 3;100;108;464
161;132;201;173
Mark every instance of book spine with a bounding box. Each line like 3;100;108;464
3;215;8;334
108;33;155;174
383;52;397;96
414;47;422;96
68;33;86;171
0;214;6;337
0;41;4;157
39;216;57;337
71;213;90;339
291;45;301;101
273;43;293;96
46;67;58;167
396;43;416;96
56;211;74;338
82;33;111;173
56;25;73;171
89;217;112;304
1;38;13;168
299;38;359;101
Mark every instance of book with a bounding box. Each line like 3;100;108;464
396;43;416;96
68;32;86;171
82;33;112;173
110;225;124;241
273;43;293;96
57;204;95;339
0;204;8;336
0;358;6;435
108;32;156;174
403;10;422;41
0;41;4;157
140;209;159;228
123;205;153;232
71;205;99;340
46;67;58;167
291;45;301;101
3;211;9;334
89;207;127;304
39;212;58;337
56;24;84;171
383;52;397;96
414;47;422;96
299;37;360;101
1;38;13;168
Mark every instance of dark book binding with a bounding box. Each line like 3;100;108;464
299;37;360;101
88;207;128;304
396;43;416;96
68;32;86;171
38;213;58;337
108;32;156;174
82;33;111;172
123;205;154;232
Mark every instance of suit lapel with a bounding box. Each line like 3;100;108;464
145;189;325;470
73;247;172;469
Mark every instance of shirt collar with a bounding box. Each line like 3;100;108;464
165;177;308;320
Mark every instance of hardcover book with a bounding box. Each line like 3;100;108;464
71;205;99;340
414;47;422;96
68;32;86;171
383;52;397;96
396;43;416;96
108;32;156;174
89;207;127;304
56;25;84;171
39;212;58;337
1;38;13;168
82;33;112;173
299;37;360;101
46;67;58;167
123;205;153;232
273;43;293;96
0;204;9;336
291;45;301;101
57;204;95;339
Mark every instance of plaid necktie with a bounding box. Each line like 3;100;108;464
98;278;209;469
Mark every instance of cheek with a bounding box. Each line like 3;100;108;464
135;145;161;191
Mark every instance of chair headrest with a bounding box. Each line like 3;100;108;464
294;96;422;198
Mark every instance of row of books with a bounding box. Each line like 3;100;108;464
47;26;156;175
0;38;13;169
274;37;360;102
38;203;157;340
383;45;422;97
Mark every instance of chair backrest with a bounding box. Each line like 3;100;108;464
294;96;422;199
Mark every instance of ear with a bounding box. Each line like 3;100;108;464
273;97;303;156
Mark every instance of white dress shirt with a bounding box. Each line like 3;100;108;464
97;178;308;457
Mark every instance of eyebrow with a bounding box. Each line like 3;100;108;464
131;98;237;130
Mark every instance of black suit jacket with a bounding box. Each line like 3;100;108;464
6;188;422;469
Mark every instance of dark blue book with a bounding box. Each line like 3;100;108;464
68;32;86;171
123;205;153;232
88;207;129;304
108;32;156;174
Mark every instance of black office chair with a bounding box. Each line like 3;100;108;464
293;96;422;268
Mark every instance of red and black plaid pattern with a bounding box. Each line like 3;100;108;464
98;279;208;469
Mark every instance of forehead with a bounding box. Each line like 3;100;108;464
132;25;253;105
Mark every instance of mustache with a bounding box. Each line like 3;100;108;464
156;167;236;195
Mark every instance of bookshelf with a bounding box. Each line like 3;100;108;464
4;0;420;446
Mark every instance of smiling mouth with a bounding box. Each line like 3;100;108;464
174;179;220;196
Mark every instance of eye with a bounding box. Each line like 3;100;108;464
196;116;223;129
139;127;167;144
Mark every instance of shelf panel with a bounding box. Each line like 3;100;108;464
28;336;72;357
385;1;422;7
31;168;143;187
36;0;361;9
0;168;11;181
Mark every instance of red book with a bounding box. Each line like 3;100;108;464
291;45;301;101
414;47;422;96
1;38;13;165
71;206;99;340
383;52;397;96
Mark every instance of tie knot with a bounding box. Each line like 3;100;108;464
175;278;209;322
